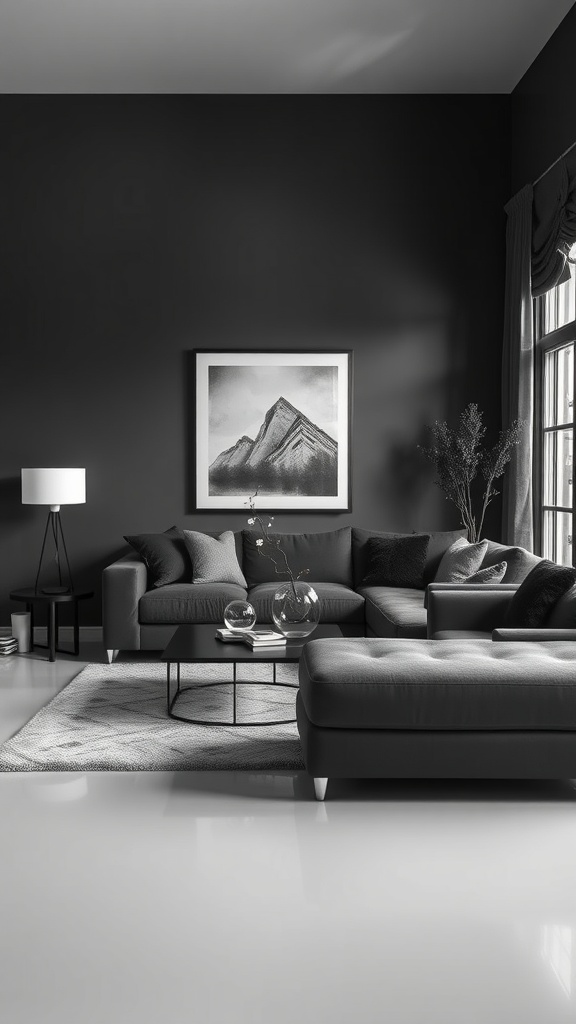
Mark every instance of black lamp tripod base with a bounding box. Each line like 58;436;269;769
35;510;75;595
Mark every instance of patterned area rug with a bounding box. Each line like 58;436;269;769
0;661;305;772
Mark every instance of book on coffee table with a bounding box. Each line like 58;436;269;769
241;630;287;648
215;628;245;643
215;628;286;647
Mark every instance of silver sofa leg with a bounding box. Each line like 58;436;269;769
106;649;119;664
314;777;328;801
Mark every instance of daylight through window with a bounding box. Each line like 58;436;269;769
536;261;576;564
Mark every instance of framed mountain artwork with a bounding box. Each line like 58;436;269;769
194;350;352;511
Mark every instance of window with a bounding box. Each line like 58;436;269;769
536;259;576;564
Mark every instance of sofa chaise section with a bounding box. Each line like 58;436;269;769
297;637;576;799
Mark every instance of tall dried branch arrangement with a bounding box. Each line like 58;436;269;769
245;492;310;597
419;404;523;543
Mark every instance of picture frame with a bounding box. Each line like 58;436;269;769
194;350;352;511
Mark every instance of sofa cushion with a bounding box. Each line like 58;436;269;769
139;583;248;624
480;540;541;584
243;527;352;588
504;559;576;628
124;526;190;588
298;637;576;730
361;533;430;589
352;527;466;589
247;582;364;624
183;530;247;587
434;537;489;583
358;586;427;639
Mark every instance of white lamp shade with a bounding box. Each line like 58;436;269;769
22;468;86;506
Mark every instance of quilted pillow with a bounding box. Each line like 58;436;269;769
434;537;488;583
361;534;430;589
124;526;190;588
504;559;576;628
183;530;247;587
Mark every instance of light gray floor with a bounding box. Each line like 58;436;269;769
1;644;576;1022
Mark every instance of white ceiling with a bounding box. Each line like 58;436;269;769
0;0;573;94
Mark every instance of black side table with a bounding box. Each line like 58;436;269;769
9;589;94;662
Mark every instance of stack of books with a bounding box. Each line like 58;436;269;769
0;634;18;656
215;628;287;648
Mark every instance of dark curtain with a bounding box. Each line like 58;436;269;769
502;150;576;549
501;186;534;548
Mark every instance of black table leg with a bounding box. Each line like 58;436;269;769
48;601;56;663
27;602;34;650
233;661;237;724
73;599;79;655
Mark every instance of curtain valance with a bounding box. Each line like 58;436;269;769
532;151;576;297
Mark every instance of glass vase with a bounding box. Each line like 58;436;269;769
272;581;320;638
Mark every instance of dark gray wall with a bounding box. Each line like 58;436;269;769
511;3;576;193
0;97;509;625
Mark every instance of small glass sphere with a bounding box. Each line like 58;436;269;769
224;600;256;632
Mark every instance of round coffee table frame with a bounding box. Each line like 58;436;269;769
166;660;298;727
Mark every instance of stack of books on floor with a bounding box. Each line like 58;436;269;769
0;635;18;656
215;628;287;648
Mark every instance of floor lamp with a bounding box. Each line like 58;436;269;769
22;468;86;594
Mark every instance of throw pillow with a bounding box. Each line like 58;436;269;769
423;560;508;611
466;560;508;584
183;530;247;587
351;527;467;588
124;526;190;588
504;559;576;628
479;541;541;584
434;537;488;583
361;534;430;589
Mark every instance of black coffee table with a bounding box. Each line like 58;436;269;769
161;623;343;726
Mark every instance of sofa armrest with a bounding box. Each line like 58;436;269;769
427;583;519;593
427;587;518;638
492;628;576;642
425;581;518;610
102;553;148;650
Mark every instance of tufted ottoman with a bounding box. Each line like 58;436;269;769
297;638;576;800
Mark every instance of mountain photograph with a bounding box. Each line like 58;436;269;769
209;396;338;496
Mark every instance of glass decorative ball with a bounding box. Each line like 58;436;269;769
224;600;257;632
272;581;320;638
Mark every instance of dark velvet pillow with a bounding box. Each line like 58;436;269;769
124;526;190;588
352;527;466;588
361;534;430;590
504;559;576;628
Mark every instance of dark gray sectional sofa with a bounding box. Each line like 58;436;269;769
102;525;541;660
